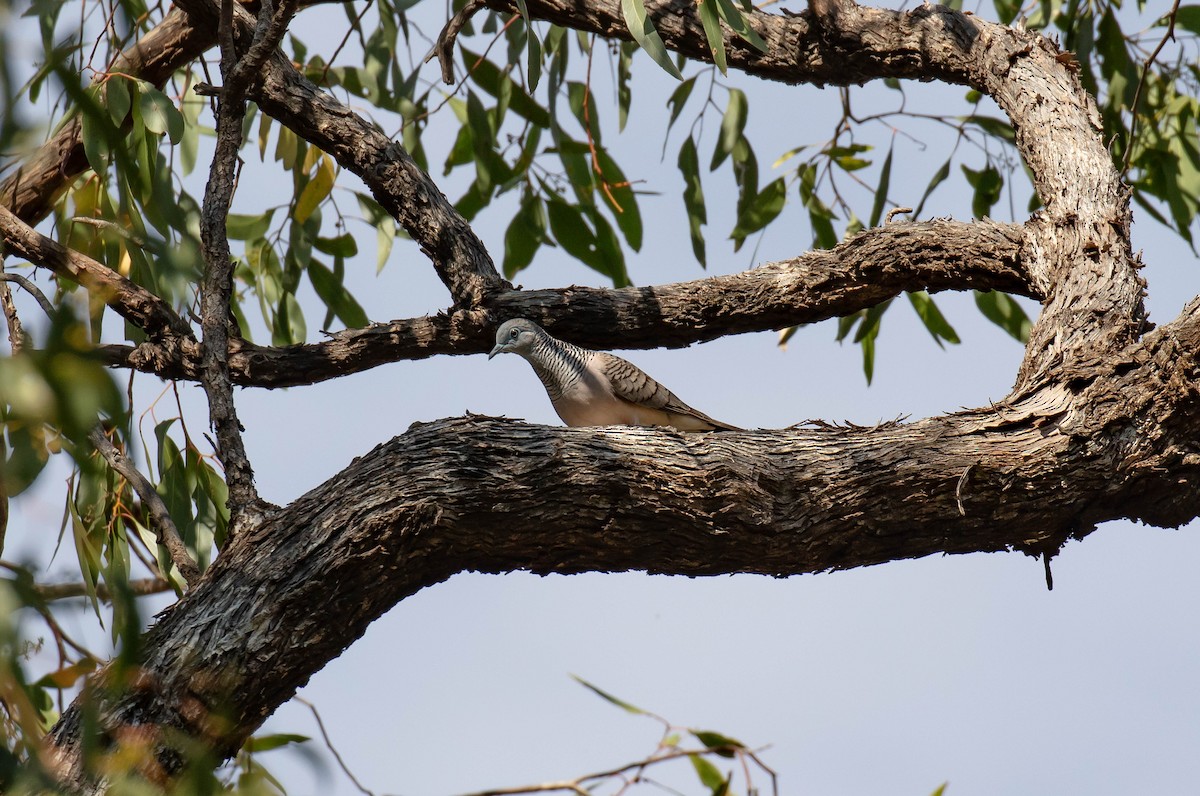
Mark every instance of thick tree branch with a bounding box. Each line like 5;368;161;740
0;205;192;340
91;219;1034;386
43;303;1200;788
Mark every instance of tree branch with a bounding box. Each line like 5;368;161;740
171;0;508;309
42;298;1200;788
0;205;193;340
28;577;173;603
0;7;215;225
94;219;1034;386
87;429;200;588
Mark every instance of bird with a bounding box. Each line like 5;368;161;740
488;318;741;432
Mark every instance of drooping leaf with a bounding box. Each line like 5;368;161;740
713;0;767;52
678;135;707;267
594;148;642;250
294;154;335;224
711;88;747;170
136;84;184;144
913;157;952;218
730;176;786;243
698;0;727;74
869;142;894;227
907;291;960;348
620;0;683;80
975;290;1031;343
460;48;550;127
570;674;646;714
243;734;311;753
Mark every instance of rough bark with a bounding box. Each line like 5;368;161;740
92;219;1034;387
45;303;1200;787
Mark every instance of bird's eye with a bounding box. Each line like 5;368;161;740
510;328;519;339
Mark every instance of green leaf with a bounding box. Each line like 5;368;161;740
666;76;697;137
691;730;746;757
295;154;335;224
226;210;276;241
515;0;543;90
698;0;727;74
713;0;768;52
678;135;707;267
307;259;369;328
711;88;747;171
1174;6;1200;35
730;176;786;242
617;41;633;131
80;96;113;175
503;191;546;278
567;81;602;145
244;734;311;753
594;149;642;250
570;674;646;714
869;143;893;227
974;290;1031;343
620;0;684;80
963;114;1015;143
961;163;1003;219
313;233;359;258
690;756;727;792
907;291;960;348
461;48;550;127
105;77;131;125
137;84;184;144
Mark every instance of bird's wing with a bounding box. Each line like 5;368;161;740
594;352;742;431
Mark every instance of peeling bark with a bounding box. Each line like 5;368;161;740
18;0;1200;790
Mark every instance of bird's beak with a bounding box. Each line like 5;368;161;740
488;343;505;360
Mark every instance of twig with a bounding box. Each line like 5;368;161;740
1122;0;1182;174
294;696;376;796
88;427;201;587
32;576;172;603
426;0;488;85
0;272;55;317
457;747;755;796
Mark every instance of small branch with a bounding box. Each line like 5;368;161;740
196;0;262;523
293;697;375;796
427;0;488;85
0;204;192;340
1122;0;1182;173
88;428;201;587
0;272;56;317
226;0;303;95
31;576;174;603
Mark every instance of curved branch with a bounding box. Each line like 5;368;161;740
95;219;1034;387
170;0;507;309
44;306;1200;788
0;205;193;340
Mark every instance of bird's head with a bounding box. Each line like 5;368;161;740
489;318;542;360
